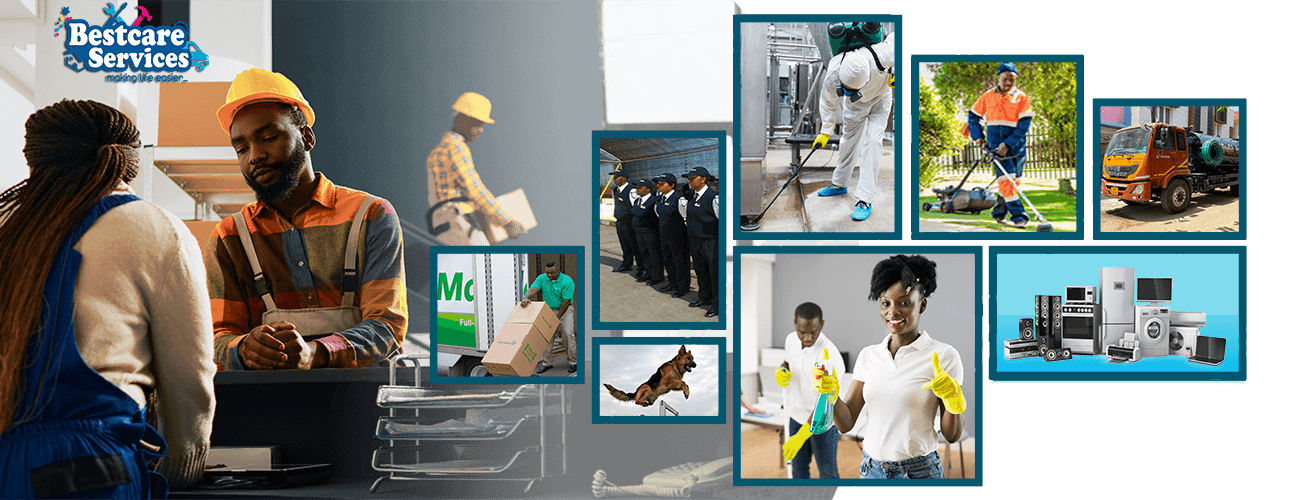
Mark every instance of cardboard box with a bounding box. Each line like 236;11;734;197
488;189;538;243
481;323;550;377
505;301;561;344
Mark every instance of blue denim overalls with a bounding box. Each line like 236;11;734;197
0;195;169;498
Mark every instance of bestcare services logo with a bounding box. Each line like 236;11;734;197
61;3;210;82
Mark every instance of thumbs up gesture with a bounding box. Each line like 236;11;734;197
919;352;965;415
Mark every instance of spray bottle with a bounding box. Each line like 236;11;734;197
809;348;836;434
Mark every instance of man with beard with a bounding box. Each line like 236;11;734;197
206;68;408;371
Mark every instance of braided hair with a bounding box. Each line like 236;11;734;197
868;255;938;301
0;100;141;433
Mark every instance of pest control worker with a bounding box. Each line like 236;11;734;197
522;262;576;374
812;25;895;221
966;62;1033;228
631;179;665;286
427;92;526;244
0;100;215;497
609;170;641;275
683;167;719;318
777;302;846;479
653;173;690;298
209;68;408;371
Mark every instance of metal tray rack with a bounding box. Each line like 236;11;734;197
370;356;566;493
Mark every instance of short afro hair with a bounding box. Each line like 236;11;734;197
868;255;938;301
794;302;823;321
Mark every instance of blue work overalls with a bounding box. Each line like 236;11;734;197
0;194;169;499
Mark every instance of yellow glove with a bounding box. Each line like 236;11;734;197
920;352;965;414
775;366;791;388
782;425;814;461
811;133;830;150
811;366;838;402
888;73;896;88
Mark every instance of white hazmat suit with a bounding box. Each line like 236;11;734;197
818;34;896;206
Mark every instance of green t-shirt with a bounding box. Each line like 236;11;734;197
531;273;575;310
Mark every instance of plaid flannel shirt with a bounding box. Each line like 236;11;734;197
205;174;408;370
427;131;512;226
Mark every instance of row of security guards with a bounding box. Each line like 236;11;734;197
609;167;720;318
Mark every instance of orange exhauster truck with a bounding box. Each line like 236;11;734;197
1101;123;1240;214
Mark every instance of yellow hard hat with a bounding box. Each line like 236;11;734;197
216;68;316;133
452;92;494;124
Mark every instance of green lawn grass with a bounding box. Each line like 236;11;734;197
918;190;1077;232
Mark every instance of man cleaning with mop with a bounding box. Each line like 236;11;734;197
966;62;1034;228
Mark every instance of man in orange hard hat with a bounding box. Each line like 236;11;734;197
207;68;408;372
426;92;526;245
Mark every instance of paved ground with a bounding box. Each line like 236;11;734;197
744;141;896;234
597;222;718;324
1099;190;1240;233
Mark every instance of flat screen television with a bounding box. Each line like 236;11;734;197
1136;277;1172;303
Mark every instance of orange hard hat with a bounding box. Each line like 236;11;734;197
216;68;316;133
452;92;494;124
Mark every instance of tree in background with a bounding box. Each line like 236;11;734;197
917;76;966;189
929;62;1078;170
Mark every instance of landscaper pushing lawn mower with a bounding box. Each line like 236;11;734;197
965;62;1033;229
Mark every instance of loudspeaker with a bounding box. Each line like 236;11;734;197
1019;318;1034;340
1035;295;1062;349
1043;347;1073;362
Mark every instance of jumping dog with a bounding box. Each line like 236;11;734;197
604;345;696;407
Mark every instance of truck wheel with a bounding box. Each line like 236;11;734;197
456;355;494;377
1228;184;1240;196
1162;179;1191;214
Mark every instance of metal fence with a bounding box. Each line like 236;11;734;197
928;131;1077;180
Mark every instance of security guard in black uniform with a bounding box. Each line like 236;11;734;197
631;179;665;286
683;167;719;318
652;174;690;298
609;170;639;273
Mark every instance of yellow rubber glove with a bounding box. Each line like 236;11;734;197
887;73;896;88
920;352;965;414
782;425;813;461
775;366;791;388
811;133;830;150
811;366;839;402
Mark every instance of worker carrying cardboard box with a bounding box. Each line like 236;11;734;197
426;92;527;245
522;262;576;374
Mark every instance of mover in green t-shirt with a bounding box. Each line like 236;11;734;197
520;262;576;374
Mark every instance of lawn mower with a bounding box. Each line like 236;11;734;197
922;147;1054;232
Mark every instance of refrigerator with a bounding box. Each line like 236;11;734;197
1099;267;1136;351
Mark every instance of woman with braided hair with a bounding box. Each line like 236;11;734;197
0;100;215;497
812;255;966;479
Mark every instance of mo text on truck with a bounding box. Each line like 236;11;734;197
1101;123;1239;214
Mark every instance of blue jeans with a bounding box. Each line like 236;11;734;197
787;419;839;479
859;450;943;479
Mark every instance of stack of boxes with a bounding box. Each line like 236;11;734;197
481;302;561;376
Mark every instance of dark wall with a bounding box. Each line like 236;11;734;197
273;0;603;333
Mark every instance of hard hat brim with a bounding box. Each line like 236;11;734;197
218;93;316;133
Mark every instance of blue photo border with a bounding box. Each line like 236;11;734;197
591;336;727;425
910;54;1085;240
428;245;586;385
987;245;1247;381
591;130;728;330
1090;98;1247;240
731;14;903;241
733;245;983;486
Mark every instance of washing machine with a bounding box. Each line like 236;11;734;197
1169;326;1200;357
1134;305;1170;357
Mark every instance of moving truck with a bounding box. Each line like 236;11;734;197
433;253;527;376
1101;123;1239;214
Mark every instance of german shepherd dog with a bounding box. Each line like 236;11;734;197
605;345;696;407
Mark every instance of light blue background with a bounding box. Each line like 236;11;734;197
996;253;1240;374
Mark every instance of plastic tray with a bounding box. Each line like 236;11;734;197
374;415;535;441
376;385;540;409
372;446;537;474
